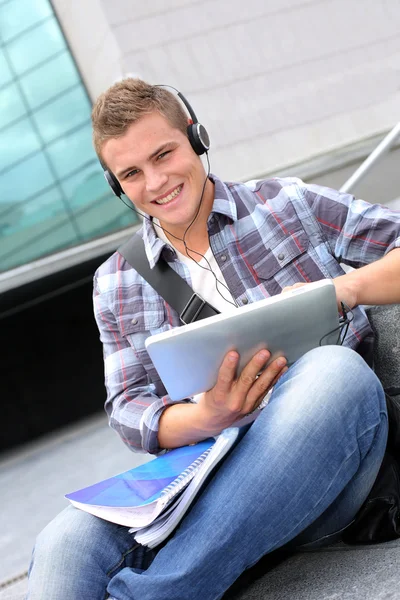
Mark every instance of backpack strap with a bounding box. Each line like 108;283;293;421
118;235;220;324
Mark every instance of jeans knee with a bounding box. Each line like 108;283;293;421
303;344;363;369
270;345;386;434
296;345;382;399
33;506;102;565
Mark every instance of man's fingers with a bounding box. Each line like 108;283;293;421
243;356;287;413
260;356;287;388
212;350;287;416
281;282;307;294
214;351;239;395
255;358;286;392
268;364;289;389
237;349;270;393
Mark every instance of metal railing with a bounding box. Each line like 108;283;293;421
340;121;400;194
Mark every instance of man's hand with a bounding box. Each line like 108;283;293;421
196;349;288;433
282;279;358;312
158;349;288;448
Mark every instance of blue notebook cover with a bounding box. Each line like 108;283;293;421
66;438;214;508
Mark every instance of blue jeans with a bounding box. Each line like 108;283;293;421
27;347;388;600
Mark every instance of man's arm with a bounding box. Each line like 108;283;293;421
299;182;400;308
334;248;400;309
93;278;194;454
285;248;400;313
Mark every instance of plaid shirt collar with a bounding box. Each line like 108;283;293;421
142;174;238;268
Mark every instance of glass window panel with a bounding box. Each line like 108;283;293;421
60;162;105;206
0;213;79;272
0;82;27;128
0;152;55;205
0;117;42;171
59;164;138;241
0;51;13;87
32;86;91;143
0;0;53;43
21;185;68;228
0;185;64;235
19;51;80;110
76;196;139;242
7;17;66;75
46;122;96;179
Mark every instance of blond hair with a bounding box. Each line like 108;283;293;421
92;78;188;162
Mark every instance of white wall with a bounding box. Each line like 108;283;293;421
51;0;123;100
53;0;400;181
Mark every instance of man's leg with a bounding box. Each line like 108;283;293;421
108;346;388;600
26;505;157;600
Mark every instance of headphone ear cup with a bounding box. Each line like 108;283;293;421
187;123;210;155
104;170;124;198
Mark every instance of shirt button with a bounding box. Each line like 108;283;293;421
220;255;227;262
242;297;249;305
131;318;138;325
278;253;285;261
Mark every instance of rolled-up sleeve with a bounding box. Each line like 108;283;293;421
93;277;191;455
300;182;400;266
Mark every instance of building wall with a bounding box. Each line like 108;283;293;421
53;0;400;182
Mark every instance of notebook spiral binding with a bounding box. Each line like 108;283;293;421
160;447;213;502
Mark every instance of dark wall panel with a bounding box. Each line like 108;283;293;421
1;277;107;453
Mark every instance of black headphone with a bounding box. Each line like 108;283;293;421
101;85;210;198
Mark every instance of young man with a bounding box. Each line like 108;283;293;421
27;79;400;600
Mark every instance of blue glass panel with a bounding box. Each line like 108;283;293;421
32;86;91;143
59;163;138;240
0;185;64;235
76;195;139;241
0;117;42;171
0;82;27;129
0;201;79;272
0;152;55;205
0;0;53;43
60;161;108;209
7;16;66;75
0;50;13;87
46;122;96;179
19;51;80;110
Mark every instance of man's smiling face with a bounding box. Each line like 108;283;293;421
102;111;212;239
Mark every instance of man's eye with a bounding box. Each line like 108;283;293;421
126;169;139;178
157;150;170;160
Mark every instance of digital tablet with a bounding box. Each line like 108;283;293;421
145;279;340;401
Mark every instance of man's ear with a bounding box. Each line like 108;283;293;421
187;118;193;125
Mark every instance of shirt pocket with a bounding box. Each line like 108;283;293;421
251;229;329;295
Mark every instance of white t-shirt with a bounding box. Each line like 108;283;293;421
153;219;236;313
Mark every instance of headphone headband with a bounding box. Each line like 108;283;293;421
101;84;210;198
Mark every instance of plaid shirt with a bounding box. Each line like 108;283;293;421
93;175;400;455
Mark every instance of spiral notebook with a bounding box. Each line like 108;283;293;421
66;427;242;547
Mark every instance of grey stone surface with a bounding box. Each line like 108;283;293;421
0;576;28;600
367;304;400;394
229;541;400;600
0;577;28;600
0;413;149;588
